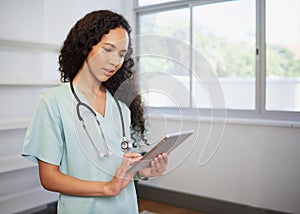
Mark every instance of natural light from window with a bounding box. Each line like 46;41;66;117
266;0;300;112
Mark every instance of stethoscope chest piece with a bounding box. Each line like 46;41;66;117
120;140;133;152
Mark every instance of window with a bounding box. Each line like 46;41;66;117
138;0;181;7
135;0;300;120
138;8;190;107
192;1;255;109
266;0;300;112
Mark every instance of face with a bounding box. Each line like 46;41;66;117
86;27;129;82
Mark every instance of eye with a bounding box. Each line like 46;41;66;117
119;51;127;58
103;47;112;53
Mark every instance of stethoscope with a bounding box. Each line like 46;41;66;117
70;81;133;157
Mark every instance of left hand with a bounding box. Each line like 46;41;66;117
139;153;168;178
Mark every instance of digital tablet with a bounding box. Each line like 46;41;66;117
127;130;194;173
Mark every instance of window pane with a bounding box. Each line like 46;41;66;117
138;9;190;107
266;0;300;112
138;0;180;7
192;0;256;110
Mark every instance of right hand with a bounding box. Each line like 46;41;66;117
105;153;142;196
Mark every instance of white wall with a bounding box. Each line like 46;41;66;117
141;115;300;213
0;0;126;213
43;0;126;44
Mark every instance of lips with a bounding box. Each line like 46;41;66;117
102;68;114;76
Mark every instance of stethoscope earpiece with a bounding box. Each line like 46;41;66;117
99;151;113;158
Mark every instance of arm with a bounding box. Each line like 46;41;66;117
38;153;142;197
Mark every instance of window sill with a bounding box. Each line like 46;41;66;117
148;112;300;128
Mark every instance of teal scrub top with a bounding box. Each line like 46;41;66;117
22;83;139;214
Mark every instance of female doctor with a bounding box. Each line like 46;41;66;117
22;10;168;213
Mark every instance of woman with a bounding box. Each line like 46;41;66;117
22;10;168;213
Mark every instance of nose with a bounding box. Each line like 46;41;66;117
109;52;122;66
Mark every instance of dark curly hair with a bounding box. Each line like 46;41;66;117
58;10;147;145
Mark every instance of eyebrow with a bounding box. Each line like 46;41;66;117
103;42;127;52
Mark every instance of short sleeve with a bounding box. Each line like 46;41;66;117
22;94;64;165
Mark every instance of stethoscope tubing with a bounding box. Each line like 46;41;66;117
70;82;131;155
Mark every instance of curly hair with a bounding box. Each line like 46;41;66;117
58;10;147;145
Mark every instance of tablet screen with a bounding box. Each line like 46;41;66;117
128;130;194;173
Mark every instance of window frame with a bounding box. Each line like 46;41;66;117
134;0;300;121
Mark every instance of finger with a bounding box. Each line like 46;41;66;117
157;154;168;167
130;156;143;164
120;153;140;168
117;154;143;180
117;157;134;179
124;152;142;159
120;157;130;169
150;159;158;176
161;153;168;163
150;158;162;176
154;155;168;174
155;158;164;174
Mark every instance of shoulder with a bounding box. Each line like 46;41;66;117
41;83;70;97
35;83;72;115
39;83;71;103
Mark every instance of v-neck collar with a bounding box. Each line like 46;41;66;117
72;84;110;119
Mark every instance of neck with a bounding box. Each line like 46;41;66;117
73;61;104;95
